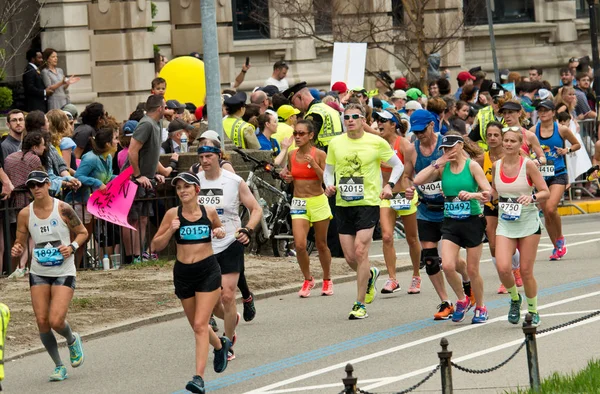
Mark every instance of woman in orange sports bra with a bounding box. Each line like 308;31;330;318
499;101;546;163
281;120;333;298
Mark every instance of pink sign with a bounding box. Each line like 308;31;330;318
87;166;138;230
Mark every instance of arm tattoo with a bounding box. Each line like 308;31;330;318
60;203;82;228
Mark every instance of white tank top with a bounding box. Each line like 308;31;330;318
28;198;76;277
197;170;242;254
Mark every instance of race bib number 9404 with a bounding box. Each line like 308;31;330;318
419;181;443;198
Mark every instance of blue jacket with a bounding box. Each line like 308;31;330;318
66;151;116;203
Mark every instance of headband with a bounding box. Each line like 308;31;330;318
197;145;221;155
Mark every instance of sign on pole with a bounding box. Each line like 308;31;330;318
330;43;368;90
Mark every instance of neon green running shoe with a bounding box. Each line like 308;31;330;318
49;365;68;381
348;302;368;320
68;333;85;368
365;267;380;304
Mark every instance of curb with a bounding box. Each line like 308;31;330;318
6;261;414;362
558;199;600;216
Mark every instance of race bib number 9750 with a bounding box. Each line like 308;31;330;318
499;198;522;221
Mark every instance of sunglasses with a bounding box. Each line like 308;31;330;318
376;117;393;124
502;126;521;133
293;131;308;137
27;182;46;189
569;58;578;63
343;114;364;120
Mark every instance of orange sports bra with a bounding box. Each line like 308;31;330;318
290;147;320;181
381;136;404;173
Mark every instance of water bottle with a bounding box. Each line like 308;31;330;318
585;165;599;181
102;254;110;270
180;131;188;153
258;198;271;220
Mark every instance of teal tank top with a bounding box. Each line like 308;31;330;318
441;158;482;218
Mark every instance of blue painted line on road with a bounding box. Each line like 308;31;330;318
173;276;600;393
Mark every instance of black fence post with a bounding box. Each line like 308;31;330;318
438;337;453;394
341;363;358;394
522;313;541;392
2;199;12;275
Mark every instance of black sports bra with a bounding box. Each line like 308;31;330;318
174;205;212;245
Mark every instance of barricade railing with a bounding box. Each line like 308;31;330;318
568;119;599;201
339;310;600;394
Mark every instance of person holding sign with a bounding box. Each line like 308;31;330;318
324;104;404;320
530;100;580;261
11;171;88;381
150;172;232;394
375;109;422;295
414;132;491;324
280;120;332;298
492;128;549;326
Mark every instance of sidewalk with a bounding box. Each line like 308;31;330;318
558;198;600;215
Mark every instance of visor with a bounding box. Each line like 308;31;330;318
438;135;464;150
170;172;200;187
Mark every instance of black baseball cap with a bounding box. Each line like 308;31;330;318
536;100;555;111
500;101;522;113
166;100;185;114
167;119;194;134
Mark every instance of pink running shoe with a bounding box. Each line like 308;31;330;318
298;277;315;298
321;279;334;296
549;248;561;261
557;246;567;259
513;268;523;287
497;283;508;294
407;276;422;294
381;278;401;294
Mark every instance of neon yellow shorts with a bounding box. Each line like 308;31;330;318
380;192;418;217
290;193;333;224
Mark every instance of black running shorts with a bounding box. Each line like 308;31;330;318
173;256;222;299
215;241;245;275
335;206;379;235
441;215;486;248
417;219;443;243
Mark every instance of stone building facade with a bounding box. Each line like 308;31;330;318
1;0;597;121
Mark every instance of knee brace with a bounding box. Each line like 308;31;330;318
422;248;441;276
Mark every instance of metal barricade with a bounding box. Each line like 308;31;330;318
567;119;599;201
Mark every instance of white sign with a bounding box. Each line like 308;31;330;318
330;43;368;90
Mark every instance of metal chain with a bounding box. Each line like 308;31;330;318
537;310;600;334
451;340;526;374
357;365;441;394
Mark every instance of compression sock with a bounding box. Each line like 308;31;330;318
237;268;251;300
526;296;538;313
55;322;75;345
507;285;520;302
511;249;521;270
462;281;472;297
40;331;63;366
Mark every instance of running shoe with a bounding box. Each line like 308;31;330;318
549;248;561;261
68;333;84;368
7;267;26;279
132;256;143;264
530;312;541;327
451;296;471;323
242;293;256;322
213;336;232;373
471;306;489;324
381;278;400;294
142;252;158;261
209;315;219;332
321;279;334;296
365;267;380;304
497;283;508;294
298;277;315;298
348;302;368;320
407;276;421;294
185;375;205;394
227;348;236;361
508;294;523;325
557;246;567;259
434;302;454;320
513;268;523;287
49;365;68;381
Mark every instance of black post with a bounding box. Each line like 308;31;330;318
438;338;453;394
522;313;541;392
588;0;600;116
2;200;12;275
341;363;358;394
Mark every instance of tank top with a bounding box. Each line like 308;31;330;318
415;136;445;222
174;205;212;245
483;151;493;183
290;147;320;181
441;158;482;218
381;136;405;173
495;158;542;238
29;199;75;277
520;128;531;156
535;122;566;177
197;170;243;254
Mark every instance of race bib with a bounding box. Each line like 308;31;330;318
179;225;210;241
390;193;411;211
199;188;224;215
290;198;307;215
38;224;53;236
339;177;364;201
499;198;522;221
444;198;470;220
419;181;443;199
34;247;64;266
539;165;555;177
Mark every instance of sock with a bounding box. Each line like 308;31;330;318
40;331;63;367
526;296;538;313
507;285;520;301
512;249;521;270
124;255;133;264
491;256;497;267
462;281;472;297
237;268;251;300
55;322;75;345
556;237;565;249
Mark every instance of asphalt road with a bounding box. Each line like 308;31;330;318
3;214;600;394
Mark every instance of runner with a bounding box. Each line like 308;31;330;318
479;122;523;294
150;172;232;393
414;132;492;324
10;170;87;381
324;103;404;319
195;138;262;359
530;100;580;260
374;109;422;295
404;110;474;320
281;119;333;297
492;128;549;326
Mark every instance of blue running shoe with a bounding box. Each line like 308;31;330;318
214;336;232;373
451;296;471;323
472;306;489;324
68;333;84;368
186;375;205;393
49;365;68;381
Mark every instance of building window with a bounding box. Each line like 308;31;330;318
314;0;332;35
464;0;535;26
576;0;589;18
391;0;403;27
232;0;270;40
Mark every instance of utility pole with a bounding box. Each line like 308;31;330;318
200;0;223;142
485;0;500;82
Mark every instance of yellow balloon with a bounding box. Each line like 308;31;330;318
160;56;206;107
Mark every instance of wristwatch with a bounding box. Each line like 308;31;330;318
69;242;79;253
531;193;537;202
387;181;395;189
432;161;440;169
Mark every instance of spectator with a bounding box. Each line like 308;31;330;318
517;81;539;114
233;60;251;89
426;97;448;135
450;100;470;135
151;77;166;97
46;109;77;174
161;119;194;154
23;48;51;112
394;77;409;90
118;120;138;169
574;72;596;118
40;48;79;110
265;60;289;92
271;93;290;111
273;104;299;149
250;90;269;114
455;71;475;100
25;110;48;132
256;112;281;156
405;100;422;116
73;102;106;159
555;86;577;119
331;81;348;96
428;80;440;98
222;92;260;149
507;71;521;84
437;78;451;97
472;70;487;91
553;68;574;95
2;109;25;159
529;67;543;82
460;85;478;106
568;57;579;77
390;90;407;111
407;88;428;108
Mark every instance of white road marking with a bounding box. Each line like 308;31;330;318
245;291;600;394
541;310;600;317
